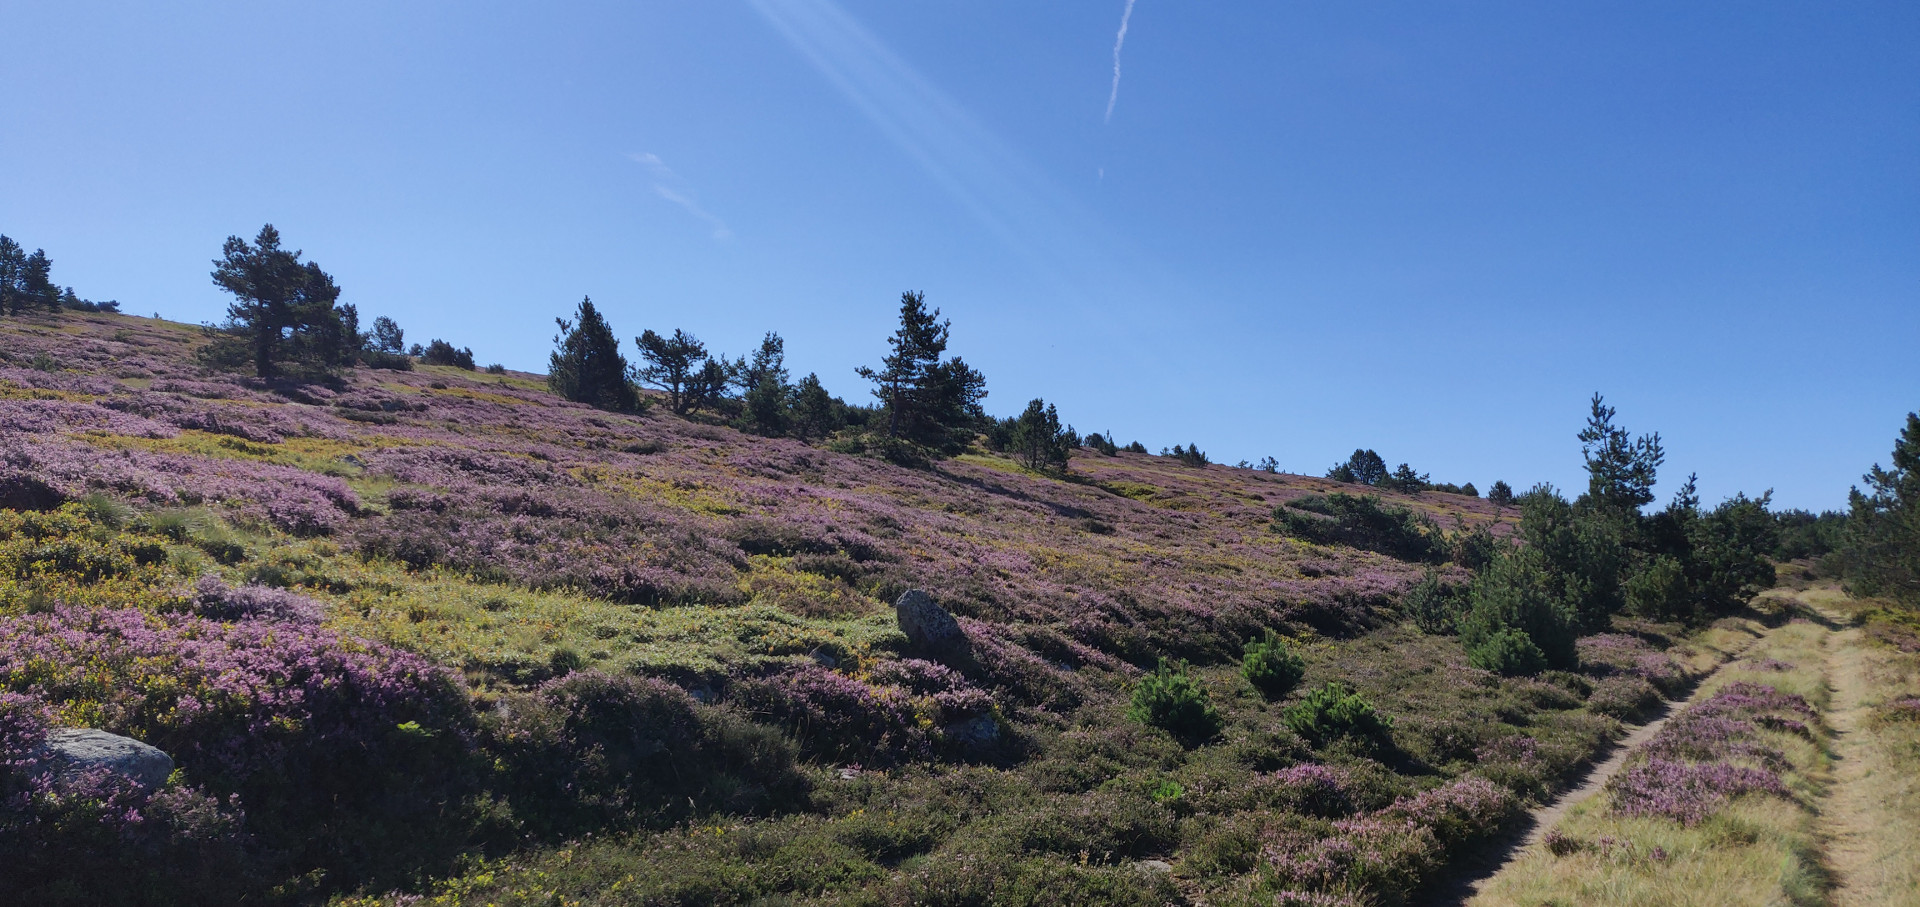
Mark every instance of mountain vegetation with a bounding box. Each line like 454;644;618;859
0;227;1891;906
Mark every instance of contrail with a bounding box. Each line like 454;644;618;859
1104;0;1137;123
627;152;733;240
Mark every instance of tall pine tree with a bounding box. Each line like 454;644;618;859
856;291;987;455
208;225;353;378
550;296;640;411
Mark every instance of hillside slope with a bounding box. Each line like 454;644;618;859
0;311;1732;906
1;311;1504;677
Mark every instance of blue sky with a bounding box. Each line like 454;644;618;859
3;1;1915;511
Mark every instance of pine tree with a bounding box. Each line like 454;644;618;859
1348;450;1388;485
371;316;406;353
854;291;987;454
549;296;639;411
208;225;352;377
1011;398;1073;473
1842;412;1920;605
1488;480;1515;507
634;328;710;415
22;249;58;312
1578;393;1665;515
792;372;840;441
0;237;24;316
738;333;792;436
857;291;950;443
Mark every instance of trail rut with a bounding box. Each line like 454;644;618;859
1818;622;1877;905
1425;632;1767;906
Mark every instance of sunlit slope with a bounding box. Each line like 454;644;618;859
0;310;1501;681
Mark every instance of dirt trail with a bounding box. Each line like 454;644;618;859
1427;634;1765;905
1818;622;1876;905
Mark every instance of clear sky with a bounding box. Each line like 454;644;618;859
3;1;1915;511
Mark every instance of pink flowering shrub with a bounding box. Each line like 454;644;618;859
1262;816;1442;900
355;487;748;606
868;657;995;723
0;693;252;905
1257;775;1518;902
188;574;323;623
1587;674;1662;719
1577;633;1688;696
1607;758;1789;825
1880;697;1920;723
1;437;359;535
733;664;933;765
0;605;477;879
1473;734;1551;796
1374;775;1520;855
1605;681;1805;825
1239;763;1356;818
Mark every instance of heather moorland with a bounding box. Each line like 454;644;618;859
0;296;1908;906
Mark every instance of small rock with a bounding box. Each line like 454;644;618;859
1132;859;1173;874
36;728;174;790
895;589;968;656
941;713;1000;751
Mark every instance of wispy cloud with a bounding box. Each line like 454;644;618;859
748;0;1125;287
1105;0;1138;124
627;152;733;240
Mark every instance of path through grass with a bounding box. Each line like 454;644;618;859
1464;604;1829;907
1465;582;1920;907
1817;588;1920;907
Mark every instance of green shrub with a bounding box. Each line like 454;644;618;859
1625;553;1691;620
360;349;413;371
1127;659;1223;746
1282;683;1393;749
1273;493;1445;563
1461;547;1578;669
1467;627;1548;676
489;670;807;836
421;339;476;369
1402;569;1463;635
1450;523;1501;571
1241;629;1305;699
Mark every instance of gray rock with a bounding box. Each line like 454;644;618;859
941;713;1000;751
895;589;967;655
36;729;174;790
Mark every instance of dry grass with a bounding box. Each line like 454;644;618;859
1469;616;1835;907
1825;594;1920;907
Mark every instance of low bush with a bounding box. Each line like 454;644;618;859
1282;683;1393;749
1468;627;1549;676
1243;629;1306;699
0;605;479;886
732;664;932;765
420;339;476;370
490;670;806;836
0;693;254;906
1586;674;1662;719
1275;493;1445;563
360;349;413;371
1402;569;1463;635
187;573;322;622
1127;659;1223;746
